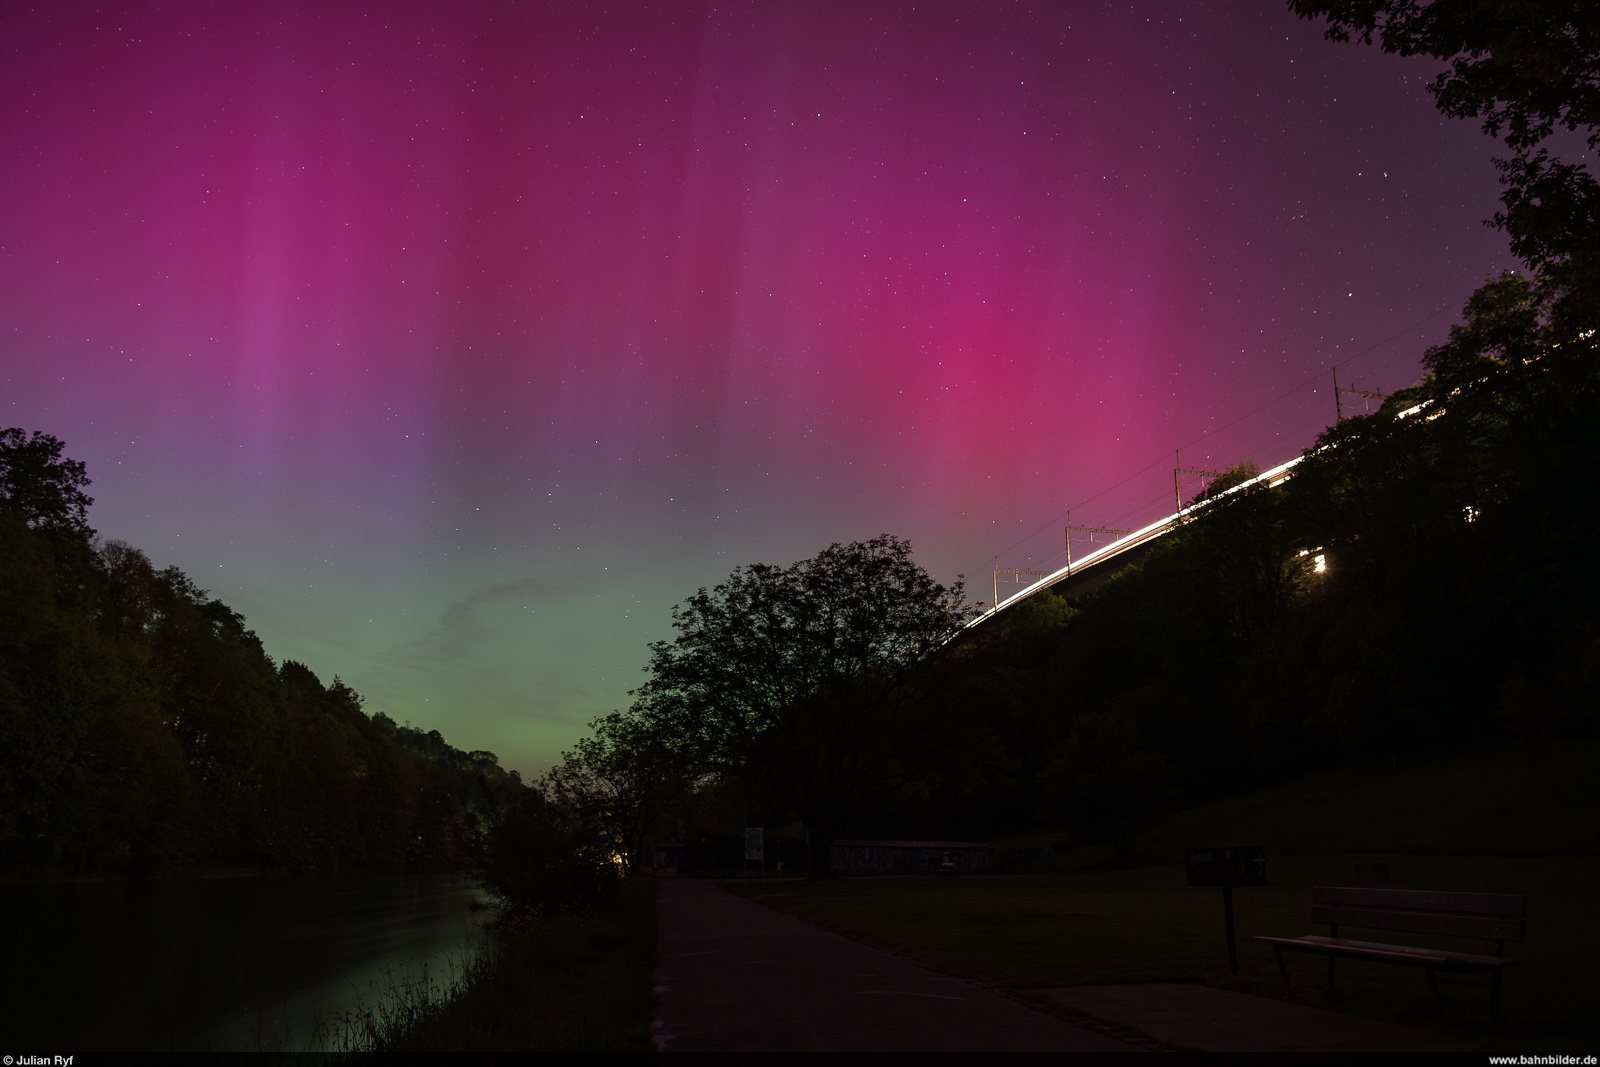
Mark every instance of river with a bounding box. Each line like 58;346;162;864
0;871;488;1051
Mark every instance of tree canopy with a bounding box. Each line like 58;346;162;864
634;535;975;872
0;428;94;537
544;709;694;873
1290;0;1600;327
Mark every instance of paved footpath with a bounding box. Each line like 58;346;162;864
1047;983;1476;1053
652;875;1478;1054
650;875;1137;1052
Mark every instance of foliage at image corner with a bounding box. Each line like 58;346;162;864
1289;0;1600;334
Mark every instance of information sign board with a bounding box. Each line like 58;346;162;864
1185;845;1267;974
1185;846;1268;887
744;827;764;861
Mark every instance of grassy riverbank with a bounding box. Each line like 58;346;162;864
362;876;657;1052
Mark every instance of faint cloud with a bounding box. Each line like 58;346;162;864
439;575;571;631
384;574;576;670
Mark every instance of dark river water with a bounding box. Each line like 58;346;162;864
0;871;488;1051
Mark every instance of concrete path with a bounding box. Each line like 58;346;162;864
1046;984;1476;1053
650;875;1137;1052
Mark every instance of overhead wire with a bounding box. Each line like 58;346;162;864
968;301;1459;580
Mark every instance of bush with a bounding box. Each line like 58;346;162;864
477;803;619;917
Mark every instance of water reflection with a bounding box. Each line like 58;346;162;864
0;871;487;1050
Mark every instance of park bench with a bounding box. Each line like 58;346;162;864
1254;886;1525;1020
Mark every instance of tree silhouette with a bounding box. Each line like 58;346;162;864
545;709;694;872
636;535;972;873
0;428;94;537
1291;0;1600;329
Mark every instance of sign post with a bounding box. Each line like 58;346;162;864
1185;846;1267;973
744;827;764;888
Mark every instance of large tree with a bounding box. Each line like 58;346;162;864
1289;0;1600;328
635;535;972;874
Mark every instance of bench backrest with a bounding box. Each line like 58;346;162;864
1311;886;1526;944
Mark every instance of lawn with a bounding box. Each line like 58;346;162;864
739;854;1599;1050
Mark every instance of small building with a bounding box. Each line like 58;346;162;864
651;842;689;872
829;839;996;876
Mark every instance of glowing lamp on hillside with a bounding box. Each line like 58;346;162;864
1298;548;1328;574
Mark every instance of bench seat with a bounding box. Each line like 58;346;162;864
1255;886;1526;1019
1254;934;1519;973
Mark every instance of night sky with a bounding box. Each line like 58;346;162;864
2;1;1513;776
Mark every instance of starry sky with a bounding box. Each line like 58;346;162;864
2;0;1514;776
